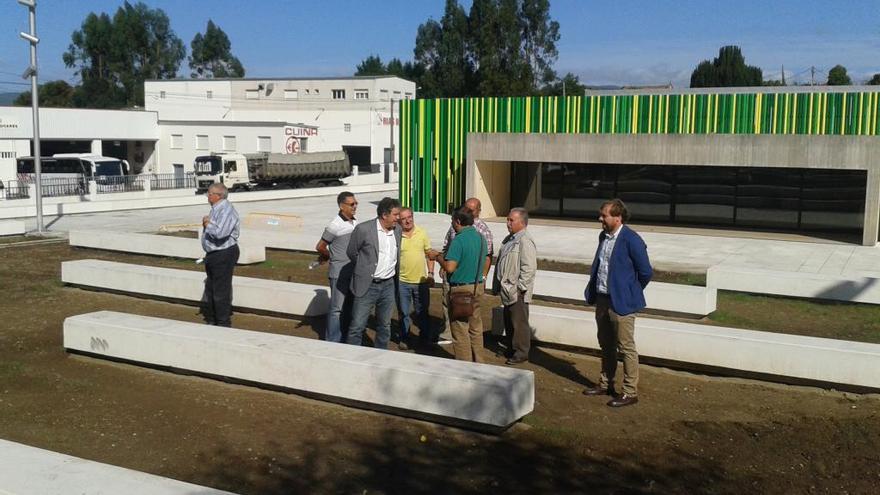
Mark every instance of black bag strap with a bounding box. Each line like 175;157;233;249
472;235;485;296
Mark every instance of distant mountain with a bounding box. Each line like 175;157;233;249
0;92;22;105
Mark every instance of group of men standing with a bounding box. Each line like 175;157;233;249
200;184;652;408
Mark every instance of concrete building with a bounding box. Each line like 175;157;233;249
0;107;158;179
145;76;415;173
400;86;880;245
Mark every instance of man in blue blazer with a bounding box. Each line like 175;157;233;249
583;199;652;407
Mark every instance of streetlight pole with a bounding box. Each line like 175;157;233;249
19;0;44;234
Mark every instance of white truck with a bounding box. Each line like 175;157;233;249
193;151;350;192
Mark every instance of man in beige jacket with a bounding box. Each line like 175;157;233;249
493;207;537;365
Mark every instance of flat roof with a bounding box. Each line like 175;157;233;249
584;85;880;96
146;75;412;83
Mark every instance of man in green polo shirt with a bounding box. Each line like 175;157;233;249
429;206;489;362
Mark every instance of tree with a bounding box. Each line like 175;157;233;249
414;0;472;97
826;65;852;85
867;74;880;85
541;72;585;96
355;55;387;76
690;46;762;88
520;0;560;88
189;20;245;78
63;1;184;108
13;80;76;107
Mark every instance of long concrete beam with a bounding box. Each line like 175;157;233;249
492;304;880;390
0;219;25;236
62;259;329;317
69;230;265;264
0;438;235;495
64;311;535;430
707;265;880;304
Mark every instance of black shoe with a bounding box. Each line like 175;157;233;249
607;394;639;407
505;355;528;365
582;386;613;397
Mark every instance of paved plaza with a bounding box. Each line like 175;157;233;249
18;189;880;277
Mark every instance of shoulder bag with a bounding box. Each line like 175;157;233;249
448;237;485;321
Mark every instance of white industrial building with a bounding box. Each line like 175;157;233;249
0;75;415;181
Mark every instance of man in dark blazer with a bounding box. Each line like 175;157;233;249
583;198;652;407
346;197;402;349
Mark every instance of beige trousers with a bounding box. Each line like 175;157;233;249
595;294;639;396
448;283;485;362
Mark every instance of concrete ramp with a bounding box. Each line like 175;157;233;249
0;438;235;495
64;311;535;430
69;230;265;264
62;259;329;317
492;304;880;390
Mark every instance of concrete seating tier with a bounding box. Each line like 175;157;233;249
0;220;25;236
0;438;235;495
491;304;880;390
68;230;265;264
433;265;716;316
64;311;535;430
707;265;880;305
62;259;329;317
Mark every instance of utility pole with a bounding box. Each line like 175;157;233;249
388;98;395;183
810;66;816;86
19;0;44;234
781;64;786;85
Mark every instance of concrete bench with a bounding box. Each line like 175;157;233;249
707;265;880;305
0;220;25;236
433;265;716;316
0;438;235;495
69;230;265;264
62;259;329;317
64;311;535;430
491;304;880;390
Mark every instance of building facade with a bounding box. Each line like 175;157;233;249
399;87;880;245
145;76;415;173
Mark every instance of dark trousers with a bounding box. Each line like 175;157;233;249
503;297;530;360
203;244;239;327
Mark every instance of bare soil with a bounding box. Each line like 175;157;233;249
0;241;878;494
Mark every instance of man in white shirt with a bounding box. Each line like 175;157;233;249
345;197;402;349
315;191;358;342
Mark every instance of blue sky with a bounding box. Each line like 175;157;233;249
1;0;878;94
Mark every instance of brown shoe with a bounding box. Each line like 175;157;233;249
505;355;528;365
582;386;613;397
607;394;639;407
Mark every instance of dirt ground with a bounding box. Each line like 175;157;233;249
0;239;879;494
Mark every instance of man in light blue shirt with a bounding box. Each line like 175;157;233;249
201;183;240;327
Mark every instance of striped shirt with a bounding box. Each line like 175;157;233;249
442;218;494;258
595;225;622;294
202;199;240;253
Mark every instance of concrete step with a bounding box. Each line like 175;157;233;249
64;311;535;430
707;265;880;304
0;219;25;236
0;438;235;495
62;259;329;317
69;230;265;264
491;304;880;390
435;265;716;316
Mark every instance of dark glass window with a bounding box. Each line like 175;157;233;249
800;170;865;230
562;165;616;217
674;166;736;224
616;165;673;222
535;163;563;215
735;168;800;229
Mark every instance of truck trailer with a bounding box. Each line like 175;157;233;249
194;151;350;192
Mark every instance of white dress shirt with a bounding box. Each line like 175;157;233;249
373;220;398;279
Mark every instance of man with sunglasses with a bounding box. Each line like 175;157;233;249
316;191;358;342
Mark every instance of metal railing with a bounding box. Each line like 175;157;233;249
16;174;88;198
150;172;195;190
95;174;145;194
0;180;30;200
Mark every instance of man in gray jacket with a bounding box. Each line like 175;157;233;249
345;197;402;349
493;207;537;365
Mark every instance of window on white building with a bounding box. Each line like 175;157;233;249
222;135;236;151
404;92;413;99
257;136;271;152
344;123;351;132
379;89;389;100
206;90;213;99
160;91;166;99
0;151;15;159
170;134;183;149
196;134;209;150
245;89;259;100
354;89;369;100
393;91;402;99
284;89;299;99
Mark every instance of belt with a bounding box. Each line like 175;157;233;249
371;277;393;283
450;281;479;287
